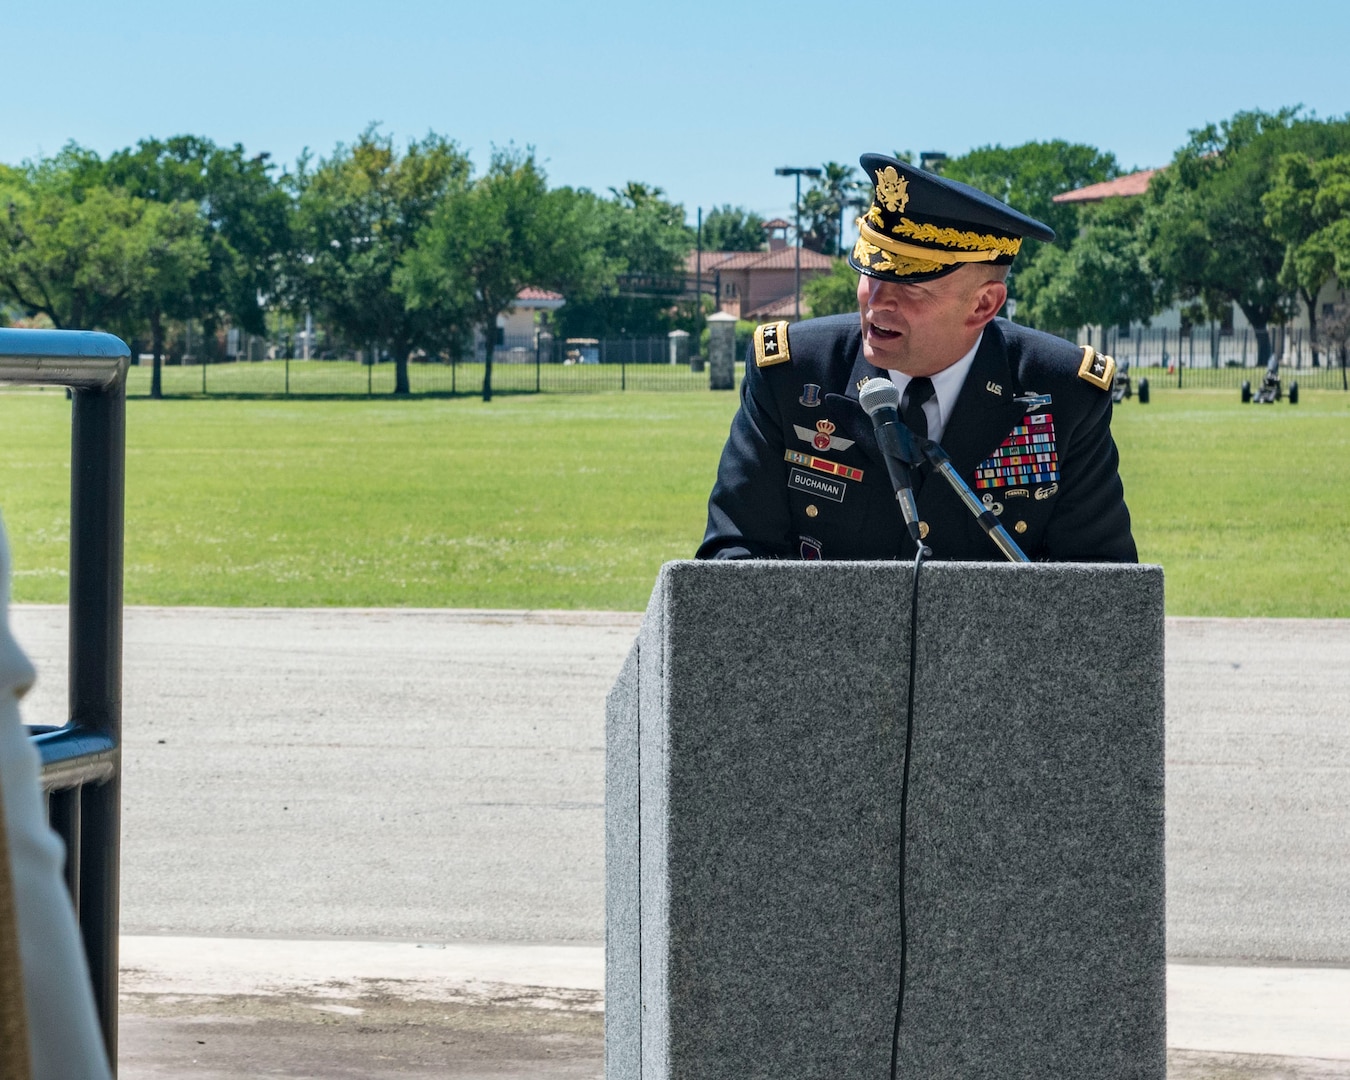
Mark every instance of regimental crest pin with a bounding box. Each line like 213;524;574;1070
799;535;823;561
799;383;822;407
813;419;838;451
792;418;855;453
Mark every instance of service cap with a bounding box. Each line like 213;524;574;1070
848;153;1055;284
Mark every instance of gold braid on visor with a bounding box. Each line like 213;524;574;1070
855;218;1020;265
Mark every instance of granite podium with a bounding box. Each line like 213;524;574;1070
606;560;1165;1079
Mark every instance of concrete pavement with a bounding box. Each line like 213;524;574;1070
12;605;1350;1078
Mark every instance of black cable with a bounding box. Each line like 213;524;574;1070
890;542;928;1079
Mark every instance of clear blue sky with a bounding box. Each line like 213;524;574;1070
8;0;1349;225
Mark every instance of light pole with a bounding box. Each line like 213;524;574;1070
919;151;948;174
776;166;822;320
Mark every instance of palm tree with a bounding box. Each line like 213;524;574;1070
797;163;868;255
823;161;868;256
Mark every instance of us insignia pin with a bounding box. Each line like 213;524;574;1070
986;380;1003;396
799;383;822;407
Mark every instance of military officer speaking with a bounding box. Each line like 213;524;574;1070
697;153;1137;563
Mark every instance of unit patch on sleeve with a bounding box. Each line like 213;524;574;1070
754;321;792;367
973;413;1059;490
1077;346;1116;390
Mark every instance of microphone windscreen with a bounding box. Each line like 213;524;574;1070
858;376;900;418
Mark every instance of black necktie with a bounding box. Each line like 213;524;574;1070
900;376;934;440
900;377;935;491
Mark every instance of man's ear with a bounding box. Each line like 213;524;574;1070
968;279;1008;327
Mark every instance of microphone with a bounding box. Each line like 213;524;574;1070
858;377;925;546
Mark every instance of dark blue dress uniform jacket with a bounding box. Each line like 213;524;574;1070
697;314;1137;563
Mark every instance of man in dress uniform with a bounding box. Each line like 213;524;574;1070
697;153;1137;563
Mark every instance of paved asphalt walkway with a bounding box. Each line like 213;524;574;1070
12;605;1350;1079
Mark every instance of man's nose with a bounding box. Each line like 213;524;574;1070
864;279;902;309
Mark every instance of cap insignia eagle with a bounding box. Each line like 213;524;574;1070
874;166;910;214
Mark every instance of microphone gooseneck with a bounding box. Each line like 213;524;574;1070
858;378;925;547
860;376;1031;565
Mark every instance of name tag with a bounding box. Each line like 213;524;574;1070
789;468;846;503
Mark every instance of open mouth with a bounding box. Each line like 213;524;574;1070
869;322;902;341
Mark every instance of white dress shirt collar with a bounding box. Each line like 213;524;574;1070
885;330;984;445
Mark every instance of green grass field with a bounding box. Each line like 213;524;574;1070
1;387;1347;615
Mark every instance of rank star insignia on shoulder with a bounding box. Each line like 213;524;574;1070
1078;345;1116;390
754;320;792;367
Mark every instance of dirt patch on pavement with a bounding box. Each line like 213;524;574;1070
120;992;602;1079
122;993;1349;1079
1169;1050;1350;1079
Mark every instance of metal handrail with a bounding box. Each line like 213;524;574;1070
2;326;128;1073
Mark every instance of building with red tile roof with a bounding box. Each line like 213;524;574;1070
686;246;835;321
514;286;565;306
1052;169;1159;204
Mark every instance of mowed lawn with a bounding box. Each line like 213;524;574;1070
1;387;1347;615
1;390;739;610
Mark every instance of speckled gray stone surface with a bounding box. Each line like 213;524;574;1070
605;639;641;1080
607;560;1166;1079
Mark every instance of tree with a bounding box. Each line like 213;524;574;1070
291;126;471;394
701;205;765;251
103;135;292;340
1145;109;1350;368
132;202;213;397
87;135;288;395
1015;196;1161;335
799;162;865;256
942;141;1121;250
802;258;858;317
0;147;206;366
551;182;693;339
397;148;609;401
1264;151;1350;364
939;142;1119;322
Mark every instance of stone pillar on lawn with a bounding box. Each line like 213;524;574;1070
707;312;736;390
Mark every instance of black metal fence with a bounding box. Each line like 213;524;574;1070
118;334;733;398
1086;325;1350;391
1;328;126;1069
